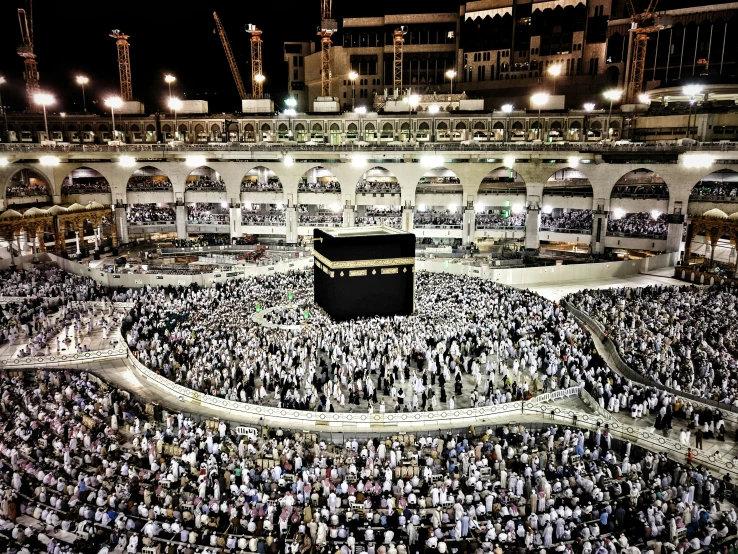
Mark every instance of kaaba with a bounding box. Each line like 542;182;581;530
313;226;415;320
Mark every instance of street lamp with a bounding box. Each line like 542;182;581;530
408;94;420;142
0;77;8;143
349;71;358;110
285;97;297;139
683;85;701;140
547;64;562;95
104;96;123;142
168;97;182;141
75;76;89;112
501;103;513;142
429;104;439;142
165;74;176;97
34;93;54;141
531;93;549;140
355;106;367;141
603;89;622;140
445;69;457;95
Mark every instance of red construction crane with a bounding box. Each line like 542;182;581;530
17;0;40;109
214;12;248;101
623;0;670;103
318;0;338;97
110;30;133;101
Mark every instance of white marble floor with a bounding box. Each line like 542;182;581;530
517;266;683;301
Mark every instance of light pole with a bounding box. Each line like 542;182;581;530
445;69;457;96
0;77;8;143
603;89;622;141
429;104;439;142
168;97;182;141
105;97;123;142
683;85;701;139
285;97;297;140
583;102;595;142
355;106;366;141
547;64;562;95
501;103;513;142
349;71;358;110
75;76;89;112
34;93;54;141
165;74;176;112
408;94;420;142
531;93;549;141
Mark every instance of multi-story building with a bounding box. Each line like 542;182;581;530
294;0;738;110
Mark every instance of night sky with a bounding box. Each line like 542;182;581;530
0;0;462;115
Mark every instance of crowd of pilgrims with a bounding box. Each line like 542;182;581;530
299;215;343;227
185;179;226;192
610;185;669;199
0;367;734;554
540;212;594;233
5;182;49;198
127;205;176;224
61;179;111;195
298;182;341;194
241;211;286;226
606;214;668;239
240;180;283;193
567;283;738;407
355;209;402;229
0;266;119;355
475;214;527;229
689;183;738;201
414;212;463;228
127;177;173;192
121;270;624;414
356;181;402;195
187;205;230;226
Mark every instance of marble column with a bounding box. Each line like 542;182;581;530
343;207;355;228
666;214;686;253
115;206;129;245
462;207;476;246
285;206;298;244
402;207;414;233
175;204;187;239
524;208;540;250
590;212;608;255
230;204;242;239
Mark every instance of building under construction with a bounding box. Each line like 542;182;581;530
289;0;738;111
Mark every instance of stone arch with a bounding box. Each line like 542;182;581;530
543;167;593;197
417;167;462;193
3;167;53;205
126;166;173;192
689;169;738;204
474;121;486;130
478;167;526;194
61;167;111;196
241;166;283;192
455;121;467;130
611;168;669;200
185;166;225;192
356;166;400;195
298;166;341;193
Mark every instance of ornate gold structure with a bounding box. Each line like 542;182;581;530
684;213;738;270
0;202;117;263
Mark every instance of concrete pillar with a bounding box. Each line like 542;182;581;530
343;207;355;228
525;208;540;250
402;207;414;233
285;206;298;244
175;204;187;239
230;205;242;239
95;225;102;249
665;214;686;253
75;231;81;255
591;212;608;255
115;206;129;245
462;208;476;246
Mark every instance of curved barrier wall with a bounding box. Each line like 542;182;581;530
563;299;738;421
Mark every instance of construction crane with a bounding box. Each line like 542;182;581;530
110;30;133;101
17;0;40;109
623;0;670;103
393;27;407;95
214;12;248;101
317;0;338;97
246;24;264;100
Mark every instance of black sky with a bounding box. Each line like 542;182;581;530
0;0;462;115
